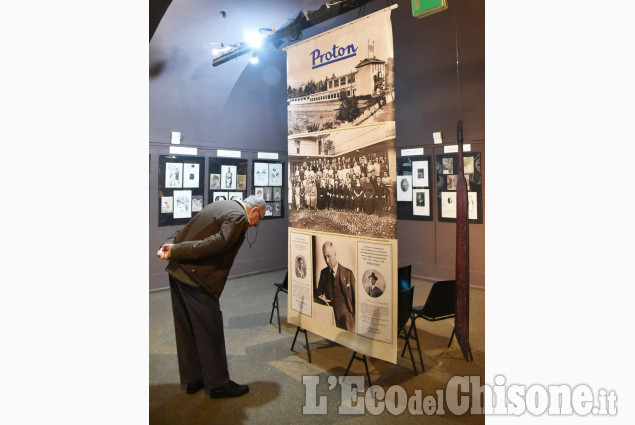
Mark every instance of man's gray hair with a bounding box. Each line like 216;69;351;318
243;195;266;217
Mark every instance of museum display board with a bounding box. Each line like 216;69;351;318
158;155;206;227
285;6;399;364
435;151;483;223
396;155;433;221
208;157;249;205
252;160;285;219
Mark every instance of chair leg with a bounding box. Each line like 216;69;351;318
276;293;281;333
409;321;425;372
405;338;418;375
448;326;456;347
401;315;414;358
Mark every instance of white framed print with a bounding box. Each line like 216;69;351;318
165;163;183;188
173;190;192;219
269;163;282;186
182;163;200;188
220;165;237;190
396;175;412;202
412;160;429;188
253;162;269;186
412;188;430;216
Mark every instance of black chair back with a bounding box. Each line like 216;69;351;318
421;279;455;320
397;265;412;292
282;272;288;290
397;286;414;330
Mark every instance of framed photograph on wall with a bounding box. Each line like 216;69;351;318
192;195;203;212
263;187;273;202
237;174;247;190
396;175;412;202
412;188;430;216
412;160;429;188
273;187;282;201
212;191;228;202
210;173;221;190
228;191;243;201
161;196;173;213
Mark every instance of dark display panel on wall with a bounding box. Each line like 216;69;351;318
396;155;433;221
435;152;483;223
208;157;248;204
158;155;206;227
252;160;285;219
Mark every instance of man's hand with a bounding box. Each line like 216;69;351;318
156;244;173;260
318;294;331;306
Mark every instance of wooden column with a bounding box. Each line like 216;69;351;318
455;120;472;361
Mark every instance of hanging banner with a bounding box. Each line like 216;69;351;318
286;6;399;364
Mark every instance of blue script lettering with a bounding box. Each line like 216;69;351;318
310;43;358;69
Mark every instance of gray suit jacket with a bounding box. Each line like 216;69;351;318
164;200;248;298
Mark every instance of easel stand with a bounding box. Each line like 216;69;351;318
290;327;312;363
344;351;372;386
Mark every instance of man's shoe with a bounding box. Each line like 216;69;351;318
182;379;204;394
209;380;249;398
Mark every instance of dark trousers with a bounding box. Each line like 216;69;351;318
169;275;229;392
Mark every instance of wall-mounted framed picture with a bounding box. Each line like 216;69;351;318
158;155;205;226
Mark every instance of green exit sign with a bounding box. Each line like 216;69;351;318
412;0;448;18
